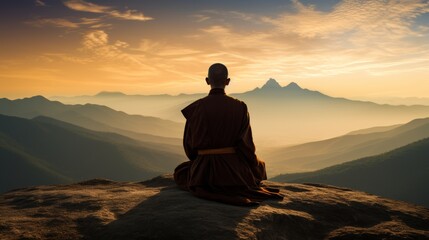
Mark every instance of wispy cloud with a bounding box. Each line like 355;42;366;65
192;14;211;23
263;0;429;40
109;9;153;21
5;0;429;97
26;17;108;29
79;30;164;79
72;31;206;85
63;0;110;13
27;18;80;28
35;0;46;6
81;17;112;28
63;0;153;21
193;10;262;24
51;0;429;92
81;30;132;62
193;0;429;78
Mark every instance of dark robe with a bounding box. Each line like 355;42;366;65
174;88;283;206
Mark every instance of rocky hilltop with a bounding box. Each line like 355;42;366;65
0;174;428;240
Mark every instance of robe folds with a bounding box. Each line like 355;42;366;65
174;88;283;206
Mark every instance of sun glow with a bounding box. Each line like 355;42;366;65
1;0;429;99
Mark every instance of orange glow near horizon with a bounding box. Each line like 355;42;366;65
1;0;429;101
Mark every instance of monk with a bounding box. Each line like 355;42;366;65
174;63;283;206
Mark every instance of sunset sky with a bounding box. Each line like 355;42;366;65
1;0;429;99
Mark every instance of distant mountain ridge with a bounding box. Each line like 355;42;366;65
263;117;429;175
0;95;183;140
345;124;402;135
261;78;283;89
237;80;429;145
95;91;128;97
271;137;429;207
86;79;370;104
242;79;329;99
53;79;429;107
48;79;429;145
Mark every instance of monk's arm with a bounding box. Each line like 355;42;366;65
237;103;268;181
236;103;258;166
183;120;197;161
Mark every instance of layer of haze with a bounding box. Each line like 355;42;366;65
1;0;429;101
51;79;429;149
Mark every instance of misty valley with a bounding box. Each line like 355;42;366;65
1;79;429;208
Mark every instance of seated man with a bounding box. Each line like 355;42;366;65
174;63;283;206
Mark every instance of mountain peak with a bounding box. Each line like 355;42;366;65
95;91;126;97
24;95;50;102
261;78;282;89
30;95;48;100
285;82;302;90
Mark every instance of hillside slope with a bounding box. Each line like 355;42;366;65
0;96;183;139
264;117;429;174
271;138;429;207
0;114;185;192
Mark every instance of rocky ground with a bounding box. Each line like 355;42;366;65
0;174;428;240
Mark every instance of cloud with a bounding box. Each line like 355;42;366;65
109;9;153;21
80;30;150;68
63;0;153;21
74;31;208;84
82;30;109;48
192;0;429;79
80;17;103;25
63;0;110;13
192;14;211;23
193;10;262;25
35;0;46;6
13;0;429;96
26;17;107;29
27;18;80;28
263;0;429;40
80;30;132;62
38;53;93;64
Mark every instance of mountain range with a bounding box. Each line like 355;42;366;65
271;137;429;207
51;79;429;146
0;96;183;142
2;80;429;207
0;114;186;193
261;117;429;175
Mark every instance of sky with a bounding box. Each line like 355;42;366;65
1;0;429;99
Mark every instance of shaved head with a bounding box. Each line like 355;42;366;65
208;63;228;83
207;63;230;89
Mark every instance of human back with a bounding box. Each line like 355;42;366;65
185;92;247;150
174;63;283;206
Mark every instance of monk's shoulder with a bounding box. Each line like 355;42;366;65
224;95;248;110
181;98;203;119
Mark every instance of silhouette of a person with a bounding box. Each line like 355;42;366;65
174;63;283;206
